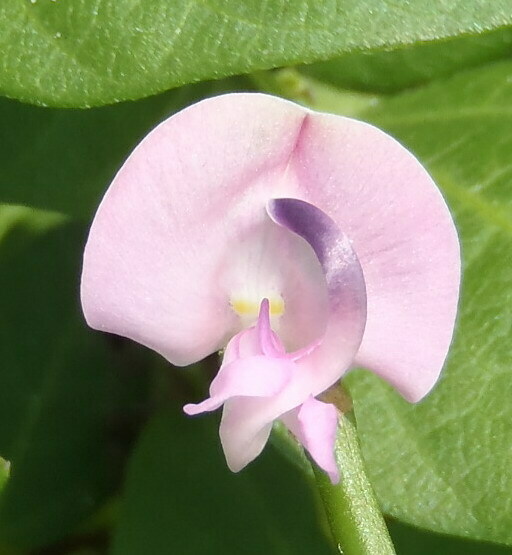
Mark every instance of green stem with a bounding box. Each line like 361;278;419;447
0;456;10;494
312;411;396;555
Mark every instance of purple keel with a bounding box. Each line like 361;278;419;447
267;198;367;396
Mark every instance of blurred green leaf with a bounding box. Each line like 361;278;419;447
250;68;379;118
1;1;512;106
303;27;512;94
0;206;147;550
111;407;335;555
388;520;512;555
345;60;512;544
0;81;237;219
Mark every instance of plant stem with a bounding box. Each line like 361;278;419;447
312;411;396;555
0;456;10;493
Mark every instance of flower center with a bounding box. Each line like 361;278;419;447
230;295;284;327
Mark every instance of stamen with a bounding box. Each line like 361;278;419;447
231;296;284;318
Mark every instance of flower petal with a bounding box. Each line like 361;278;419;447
82;92;460;403
183;355;294;416
281;397;339;484
267;198;367;396
220;398;274;472
290;113;460;401
81;94;307;366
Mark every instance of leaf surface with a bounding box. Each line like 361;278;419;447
111;408;335;555
0;206;145;549
303;27;512;93
1;1;512;106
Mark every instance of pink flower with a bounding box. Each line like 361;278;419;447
81;93;460;483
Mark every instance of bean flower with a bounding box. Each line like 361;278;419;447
81;93;460;483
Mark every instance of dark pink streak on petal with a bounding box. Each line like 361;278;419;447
257;299;285;357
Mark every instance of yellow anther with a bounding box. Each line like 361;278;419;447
231;297;284;317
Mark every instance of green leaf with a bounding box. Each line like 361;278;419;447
0;206;147;550
0;81;235;219
2;2;512;107
250;68;379;118
388;520;512;555
302;27;512;94
111;408;335;555
345;60;512;545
